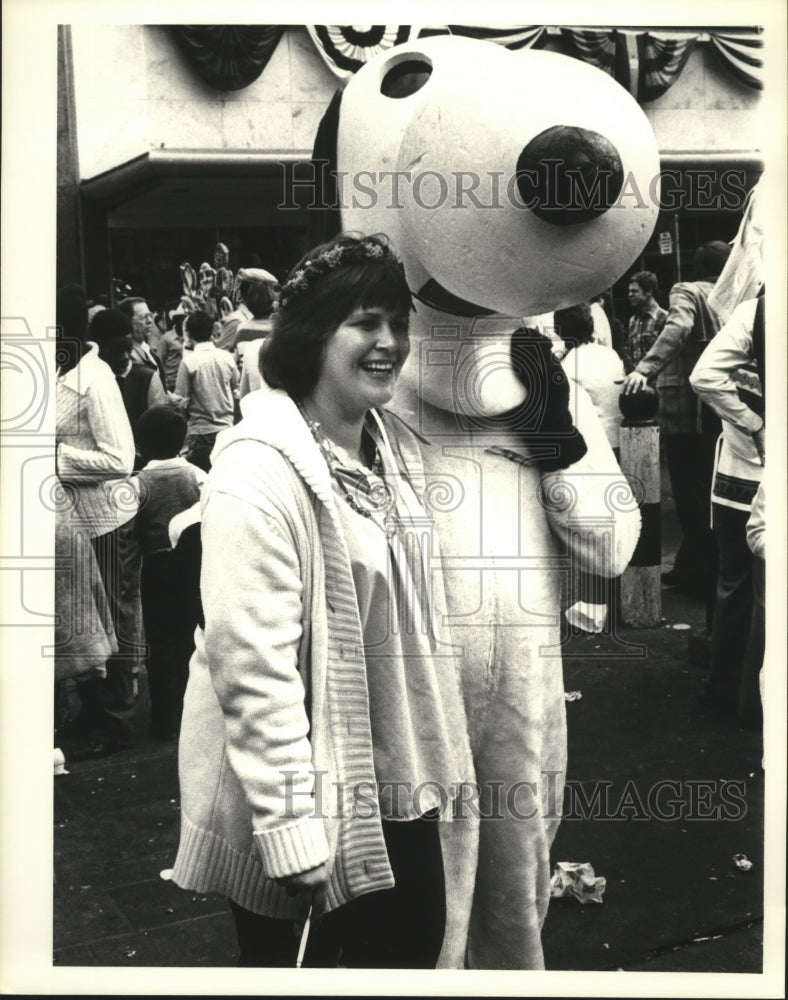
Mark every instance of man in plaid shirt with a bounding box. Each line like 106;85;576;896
623;271;667;372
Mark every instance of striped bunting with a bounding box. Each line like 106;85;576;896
305;24;763;94
709;31;764;90
638;32;698;102
307;25;413;78
560;28;698;102
559;28;625;83
416;25;548;49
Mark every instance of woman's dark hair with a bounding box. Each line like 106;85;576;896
262;233;413;399
554;303;595;349
135;405;188;460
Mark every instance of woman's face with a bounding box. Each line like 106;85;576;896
316;305;410;420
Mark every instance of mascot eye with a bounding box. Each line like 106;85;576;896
516;125;625;226
381;59;433;98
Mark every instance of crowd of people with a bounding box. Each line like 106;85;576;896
54;258;280;753
54;224;766;968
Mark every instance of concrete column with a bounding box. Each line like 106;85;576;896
57;25;86;290
620;420;662;627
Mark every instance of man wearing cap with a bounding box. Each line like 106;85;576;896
213;266;277;352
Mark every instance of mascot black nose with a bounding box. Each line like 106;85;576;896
516;126;624;226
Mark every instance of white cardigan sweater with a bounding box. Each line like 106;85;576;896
172;389;475;931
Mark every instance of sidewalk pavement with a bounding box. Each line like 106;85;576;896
53;579;765;974
53;461;768;975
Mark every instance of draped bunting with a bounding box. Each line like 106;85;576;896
559;29;625;84
416;25;548;50
306;25;414;79
639;33;698;102
709;31;764;91
164;24;764;98
559;29;697;102
307;25;547;78
168;25;284;91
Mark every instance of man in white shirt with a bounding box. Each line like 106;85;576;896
55;285;140;758
689;293;764;725
175;310;240;471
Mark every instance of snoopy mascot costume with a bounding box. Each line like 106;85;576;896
308;35;658;969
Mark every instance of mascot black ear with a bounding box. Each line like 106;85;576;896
308;88;344;246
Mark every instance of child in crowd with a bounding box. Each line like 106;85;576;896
174;310;240;472
134;405;206;740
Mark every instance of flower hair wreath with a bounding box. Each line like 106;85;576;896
278;235;406;309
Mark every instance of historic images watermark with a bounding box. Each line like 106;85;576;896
279;163;751;214
281;771;750;823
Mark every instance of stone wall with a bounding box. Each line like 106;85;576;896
71;25;338;179
70;25;763;181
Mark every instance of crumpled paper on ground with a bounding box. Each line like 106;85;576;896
550;862;606;904
565;601;608;633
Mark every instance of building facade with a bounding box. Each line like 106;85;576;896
57;24;765;316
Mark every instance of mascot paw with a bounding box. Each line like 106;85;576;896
501;326;588;472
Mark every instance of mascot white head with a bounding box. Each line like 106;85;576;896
308;35;657;971
311;35;659;417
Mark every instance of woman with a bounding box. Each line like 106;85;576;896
556;303;624;458
555;302;625;633
171;233;473;968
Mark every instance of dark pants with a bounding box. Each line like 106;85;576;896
739;555;764;728
76;522;142;746
185;432;218;473
664;432;718;618
141;551;193;738
229;813;445;968
706;504;754;715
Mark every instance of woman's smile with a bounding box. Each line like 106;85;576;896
359;358;397;378
308;306;411;425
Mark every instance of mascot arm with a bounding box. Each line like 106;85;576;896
540;380;641;578
510;327;588;473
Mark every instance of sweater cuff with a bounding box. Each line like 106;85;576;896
254;817;330;879
56;444;82;481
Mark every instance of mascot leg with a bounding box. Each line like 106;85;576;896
467;622;567;969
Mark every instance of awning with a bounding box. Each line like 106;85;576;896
80;149;315;228
80;148;764;229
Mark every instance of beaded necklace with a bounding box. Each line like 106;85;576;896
297;401;396;525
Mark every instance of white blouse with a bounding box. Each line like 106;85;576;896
316;412;466;820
